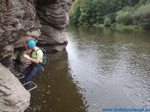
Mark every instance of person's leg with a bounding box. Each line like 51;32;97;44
25;64;42;90
19;64;33;83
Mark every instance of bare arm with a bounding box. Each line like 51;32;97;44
23;54;40;63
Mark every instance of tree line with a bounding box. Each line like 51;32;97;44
69;0;150;29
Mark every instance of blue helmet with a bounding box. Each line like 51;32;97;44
27;40;36;48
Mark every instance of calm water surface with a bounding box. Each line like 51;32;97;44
26;26;150;112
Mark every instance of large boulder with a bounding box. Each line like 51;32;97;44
36;0;72;47
0;63;30;112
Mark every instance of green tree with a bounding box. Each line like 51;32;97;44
74;7;81;25
69;0;148;27
133;3;150;29
116;10;133;25
69;0;84;25
104;17;111;26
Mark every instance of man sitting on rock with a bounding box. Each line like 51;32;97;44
19;40;43;91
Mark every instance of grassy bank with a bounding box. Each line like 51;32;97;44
92;23;104;28
92;23;142;31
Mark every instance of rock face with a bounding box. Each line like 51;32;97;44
0;0;72;65
0;0;72;111
0;0;37;66
0;63;30;112
36;0;72;51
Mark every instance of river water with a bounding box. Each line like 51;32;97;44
26;26;150;112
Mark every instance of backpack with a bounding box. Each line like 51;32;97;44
39;48;47;66
31;47;47;66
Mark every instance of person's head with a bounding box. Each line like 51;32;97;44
27;40;36;50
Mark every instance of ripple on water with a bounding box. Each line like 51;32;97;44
26;27;150;112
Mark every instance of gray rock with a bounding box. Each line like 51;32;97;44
36;0;72;45
0;0;36;62
0;63;30;112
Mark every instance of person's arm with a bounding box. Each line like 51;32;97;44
23;54;40;63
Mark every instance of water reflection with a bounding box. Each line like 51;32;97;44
25;25;150;112
25;51;86;112
66;25;150;111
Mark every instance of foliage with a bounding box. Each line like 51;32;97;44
70;6;81;25
132;0;147;11
69;0;150;29
105;13;117;24
116;11;133;25
113;23;140;30
133;3;150;29
92;23;104;28
104;18;111;26
69;0;85;25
